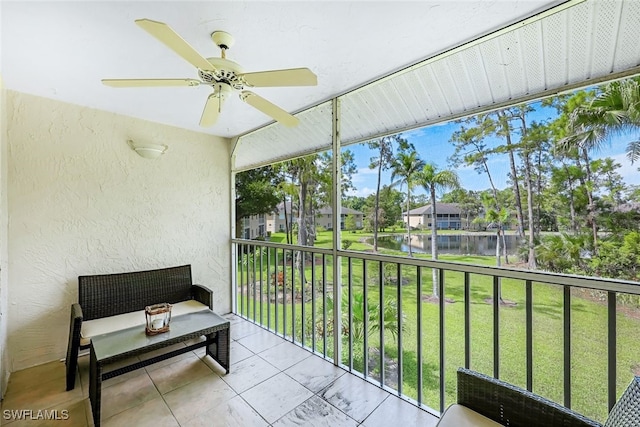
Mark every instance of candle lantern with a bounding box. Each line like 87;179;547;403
145;303;172;335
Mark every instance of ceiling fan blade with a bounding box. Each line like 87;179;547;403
241;68;317;87
135;19;214;71
240;91;299;127
102;78;200;87
200;94;221;127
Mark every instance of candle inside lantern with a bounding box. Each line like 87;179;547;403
145;303;172;335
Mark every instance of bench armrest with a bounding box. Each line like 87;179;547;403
192;284;213;309
457;368;602;427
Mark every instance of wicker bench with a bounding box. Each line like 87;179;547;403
65;264;216;391
436;368;640;427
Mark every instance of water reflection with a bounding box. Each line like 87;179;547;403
371;234;521;256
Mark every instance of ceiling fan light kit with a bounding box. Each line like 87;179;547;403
102;19;317;128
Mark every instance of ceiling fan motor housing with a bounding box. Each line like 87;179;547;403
198;57;245;90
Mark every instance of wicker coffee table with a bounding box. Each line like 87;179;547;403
89;310;230;427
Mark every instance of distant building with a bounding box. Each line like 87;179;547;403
242;202;364;238
402;203;465;230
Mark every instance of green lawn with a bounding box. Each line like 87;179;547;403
237;231;640;422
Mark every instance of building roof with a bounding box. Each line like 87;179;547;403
404;203;462;216
614;202;640;213
317;206;363;216
275;202;362;216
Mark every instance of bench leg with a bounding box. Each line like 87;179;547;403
89;347;103;427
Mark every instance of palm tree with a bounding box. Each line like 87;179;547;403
565;77;640;160
390;151;425;257
480;192;511;268
560;77;640;250
417;163;460;296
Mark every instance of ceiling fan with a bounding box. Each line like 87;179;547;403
102;19;317;128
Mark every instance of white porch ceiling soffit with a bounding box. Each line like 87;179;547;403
234;0;640;171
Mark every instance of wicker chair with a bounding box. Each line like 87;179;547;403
438;368;640;427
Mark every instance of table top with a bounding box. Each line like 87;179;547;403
91;310;229;363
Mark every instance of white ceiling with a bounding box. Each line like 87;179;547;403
234;0;640;171
1;0;566;138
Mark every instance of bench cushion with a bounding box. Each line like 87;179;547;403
80;299;209;346
436;404;504;427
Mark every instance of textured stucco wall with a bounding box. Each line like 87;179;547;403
0;76;9;395
6;91;231;371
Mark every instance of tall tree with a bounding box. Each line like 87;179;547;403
547;163;585;233
553;96;598;248
367;135;400;252
492;110;525;238
276;171;298;244
390;150;425;257
235;166;282;238
518;118;550;269
450;119;510;263
449;118;501;206
592;157;627;209
559;78;640;250
417;163;460;296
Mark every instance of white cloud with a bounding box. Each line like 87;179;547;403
357;167;377;175
345;186;377;197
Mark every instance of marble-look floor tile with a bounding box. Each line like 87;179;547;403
2;372;84;415
221;355;278;394
183;395;268;427
223;313;244;324
147;355;214;394
259;341;310;371
140;342;193;372
198;352;230;376
230;320;263;340
77;357;90;398
101;356;146;389
1;398;88;427
6;360;65;391
82;399;93;427
319;373;388;423
285;355;345;393
237;329;286;353
163;374;236;425
183;336;207;346
230;340;254;364
102;396;178;427
241;373;313;423
272;395;357;427
3;317;444;427
361;396;439;427
100;372;159;420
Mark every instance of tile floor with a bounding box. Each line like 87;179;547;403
0;314;439;426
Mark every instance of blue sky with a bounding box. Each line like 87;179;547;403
345;103;640;199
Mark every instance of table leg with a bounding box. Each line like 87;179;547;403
89;346;102;427
206;327;230;374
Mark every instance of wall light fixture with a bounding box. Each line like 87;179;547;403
127;139;168;159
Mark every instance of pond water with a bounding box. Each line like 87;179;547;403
370;234;521;256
